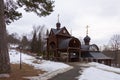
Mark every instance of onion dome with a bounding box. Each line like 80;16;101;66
56;22;61;30
84;35;91;45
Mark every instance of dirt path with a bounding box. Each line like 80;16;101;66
48;62;81;80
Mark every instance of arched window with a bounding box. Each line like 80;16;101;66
69;38;81;48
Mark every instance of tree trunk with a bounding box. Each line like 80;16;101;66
0;0;11;73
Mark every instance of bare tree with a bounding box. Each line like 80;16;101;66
109;34;120;66
102;45;111;51
79;37;84;45
31;25;45;55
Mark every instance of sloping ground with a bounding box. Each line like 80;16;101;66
78;62;120;80
88;62;120;74
0;64;45;80
9;49;71;73
48;63;80;80
2;48;120;80
78;67;120;80
3;49;72;80
48;62;120;80
24;66;73;80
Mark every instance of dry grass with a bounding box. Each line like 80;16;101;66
0;63;45;80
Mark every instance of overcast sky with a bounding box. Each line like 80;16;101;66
7;0;120;47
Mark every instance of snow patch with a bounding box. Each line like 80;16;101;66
78;62;120;80
88;62;120;74
9;49;72;79
78;67;120;80
0;74;10;78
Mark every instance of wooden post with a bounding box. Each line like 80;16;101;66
91;58;93;62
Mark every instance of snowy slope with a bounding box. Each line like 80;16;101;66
88;62;120;74
10;48;120;80
78;62;120;80
9;49;71;72
9;49;72;80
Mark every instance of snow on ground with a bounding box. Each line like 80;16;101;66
10;48;120;80
9;49;72;80
88;62;120;74
78;67;120;80
9;49;34;64
9;44;19;48
78;62;120;80
9;49;70;72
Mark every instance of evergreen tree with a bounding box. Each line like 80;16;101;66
4;0;22;24
36;33;41;55
0;0;54;73
0;0;11;73
46;29;49;38
4;0;54;24
7;33;20;44
21;36;29;50
31;31;38;53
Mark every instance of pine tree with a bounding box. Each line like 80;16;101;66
46;29;49;38
31;31;38;53
21;36;29;50
0;0;11;73
0;0;54;73
4;0;54;24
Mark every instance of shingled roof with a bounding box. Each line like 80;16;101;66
81;45;89;51
81;51;112;59
59;38;72;49
89;52;112;59
51;27;64;35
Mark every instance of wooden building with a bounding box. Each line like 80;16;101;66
46;20;112;65
47;21;81;62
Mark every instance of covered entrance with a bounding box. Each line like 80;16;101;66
58;38;81;62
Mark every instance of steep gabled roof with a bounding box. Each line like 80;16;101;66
51;27;63;35
50;27;70;35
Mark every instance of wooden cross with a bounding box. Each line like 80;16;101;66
58;14;60;22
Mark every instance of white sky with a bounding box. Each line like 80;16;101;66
7;0;120;46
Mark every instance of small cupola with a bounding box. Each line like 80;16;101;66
56;14;61;30
84;35;91;45
84;25;91;45
56;22;61;30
